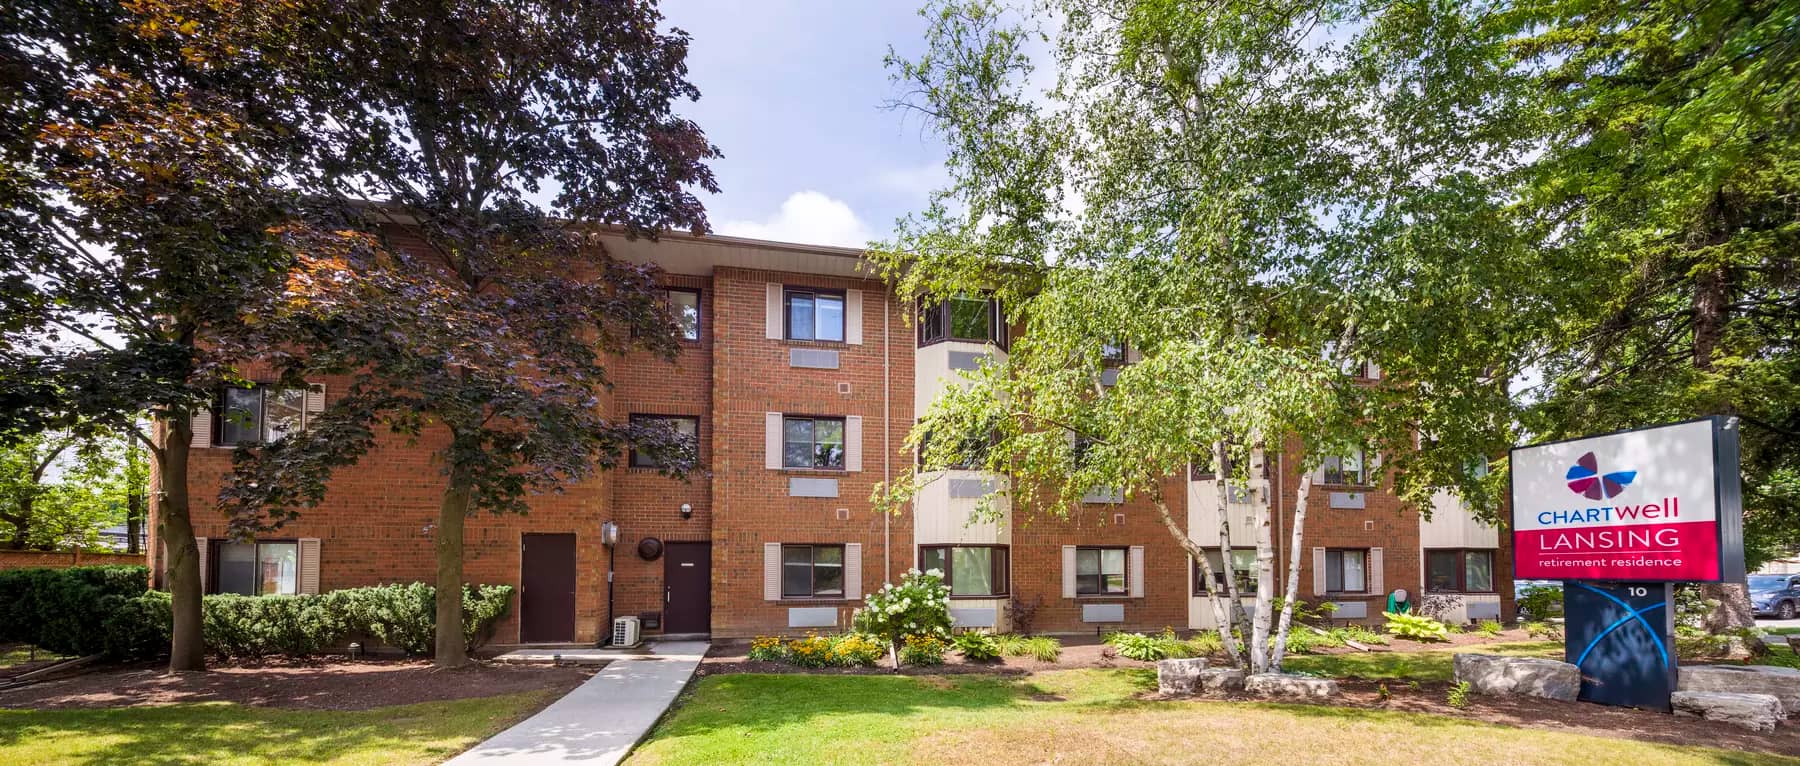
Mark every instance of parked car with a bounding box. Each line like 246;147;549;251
1750;574;1800;620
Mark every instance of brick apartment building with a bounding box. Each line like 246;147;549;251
150;230;1514;644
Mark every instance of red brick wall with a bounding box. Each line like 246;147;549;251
0;550;146;571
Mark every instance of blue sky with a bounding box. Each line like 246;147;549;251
660;1;947;248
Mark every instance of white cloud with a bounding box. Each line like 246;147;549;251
716;191;876;248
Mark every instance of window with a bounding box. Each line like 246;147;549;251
1193;549;1257;595
212;540;298;596
1101;340;1128;367
1324;549;1368;593
920;545;1009;597
919;294;1004;347
783;417;846;470
216;385;312;446
1426;549;1496;593
916;425;992;470
785;287;845;342
667;288;701;341
1075;546;1128;596
629;414;699;469
1321;447;1368;485
781;544;844;598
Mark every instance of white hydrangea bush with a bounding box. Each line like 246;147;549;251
852;568;953;666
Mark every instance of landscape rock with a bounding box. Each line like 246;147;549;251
1679;664;1800;714
1197;667;1246;694
1156;658;1209;696
1452;653;1579;701
1244;673;1338;699
1671;691;1785;732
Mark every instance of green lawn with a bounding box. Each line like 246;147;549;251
0;645;66;669
0;691;554;765
1283;640;1562;682
628;669;1795;766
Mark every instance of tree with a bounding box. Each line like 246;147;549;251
873;0;1544;673
147;0;721;667
1;0;318;671
1505;0;1800;630
0;431;142;551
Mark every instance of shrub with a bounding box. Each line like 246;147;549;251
747;636;785;661
953;630;1002;662
203;594;356;658
899;633;948;666
1328;625;1388;646
1524;620;1562;640
1105;631;1171;661
1477;620;1504;637
99;590;171;661
786;634;836;668
1384;611;1450;642
1516;585;1563;620
1005;595;1043;634
853;569;951;666
344;582;437;655
1279;627;1341;655
0;565;149;655
461;584;514;652
1184;631;1223;656
828;633;885;667
995;633;1061;662
1448;680;1472;708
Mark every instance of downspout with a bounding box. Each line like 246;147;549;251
883;287;893;583
1276;445;1285;585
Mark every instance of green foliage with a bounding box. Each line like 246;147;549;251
747;634;884;668
899;634;949;666
1524;621;1562;641
1384;611;1450;643
1376;682;1391;702
1183;631;1223;657
1478;620;1504;637
0;432;142;551
1329;626;1389;646
994;634;1061;662
1279;628;1340;655
99;591;172;661
853;569;952;664
202;594;350;659
1448;681;1472;708
1516;586;1564;620
747;636;785;662
0;566;149;655
953;630;1002;662
784;635;838;668
1103;629;1196;662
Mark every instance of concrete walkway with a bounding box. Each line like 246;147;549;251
445;641;708;765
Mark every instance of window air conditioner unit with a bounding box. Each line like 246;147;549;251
611;616;642;648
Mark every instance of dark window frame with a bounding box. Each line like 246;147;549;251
1323;548;1370;594
780;543;847;599
917;294;1006;348
782;415;847;471
1320;446;1372;486
783;286;847;343
1425;548;1497;594
1075;545;1129;596
1192;549;1258;596
208;538;300;596
213;384;312;447
627;413;701;469
919;544;1010;598
666;287;702;342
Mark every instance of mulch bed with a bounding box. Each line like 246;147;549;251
0;656;596;711
700;635;1152;677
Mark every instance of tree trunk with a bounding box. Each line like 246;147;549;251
1212;441;1253;659
1269;473;1313;670
1702;582;1755;632
126;488;144;555
1247;440;1273;673
6;503;28;550
434;474;473;668
1147;480;1242;667
1689;245;1753;632
159;416;206;672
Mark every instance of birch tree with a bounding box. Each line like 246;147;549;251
872;0;1544;673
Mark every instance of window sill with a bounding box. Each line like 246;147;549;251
1316;483;1376;491
1322;592;1377;598
1425;590;1498;596
779;597;857;604
781;467;847;475
1072;594;1135;600
948;594;1007;601
779;338;849;347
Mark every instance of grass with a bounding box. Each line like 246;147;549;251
627;669;1795;765
1282;640;1562;683
0;645;66;669
0;690;555;765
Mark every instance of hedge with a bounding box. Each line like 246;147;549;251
0;565;514;661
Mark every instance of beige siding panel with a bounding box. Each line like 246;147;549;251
1128;545;1146;599
298;538;321;594
190;411;212;448
845;415;863;472
844;543;863;600
765;412;784;470
1061;545;1078;599
765;283;784;339
845;289;864;345
764;542;782;601
1311;547;1326;596
1369;547;1385;596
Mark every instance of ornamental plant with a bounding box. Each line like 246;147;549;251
899;634;949;666
852;568;952;669
747;636;785;662
1384;611;1451;642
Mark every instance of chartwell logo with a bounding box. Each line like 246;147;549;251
1565;451;1637;500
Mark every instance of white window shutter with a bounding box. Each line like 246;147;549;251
1311;547;1326;596
765;413;784;470
844;543;862;600
1369;547;1384;596
1366;361;1381;379
304;383;326;416
1061;545;1077;599
195;537;209;593
844;415;863;472
765;284;784;339
845;289;864;345
1128;545;1146;598
298;538;321;594
764;542;782;601
190;410;212;448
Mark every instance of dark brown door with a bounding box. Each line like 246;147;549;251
520;533;577;643
663;542;711;634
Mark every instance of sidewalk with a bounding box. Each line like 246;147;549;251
444;641;709;765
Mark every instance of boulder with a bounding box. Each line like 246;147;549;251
1156;658;1209;696
1197;667;1246;694
1452;653;1579;701
1671;691;1785;732
1679;665;1800;714
1245;673;1338;700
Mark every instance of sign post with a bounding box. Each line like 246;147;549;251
1510;417;1744;711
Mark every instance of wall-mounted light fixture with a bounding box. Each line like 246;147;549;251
679;503;693;520
601;521;620;547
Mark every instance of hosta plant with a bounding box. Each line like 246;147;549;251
1384;611;1450;642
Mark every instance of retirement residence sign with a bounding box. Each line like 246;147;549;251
1511;418;1744;583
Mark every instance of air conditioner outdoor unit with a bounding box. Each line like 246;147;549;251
611;616;642;648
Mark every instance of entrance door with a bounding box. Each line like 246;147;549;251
520;533;577;643
663;542;712;635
